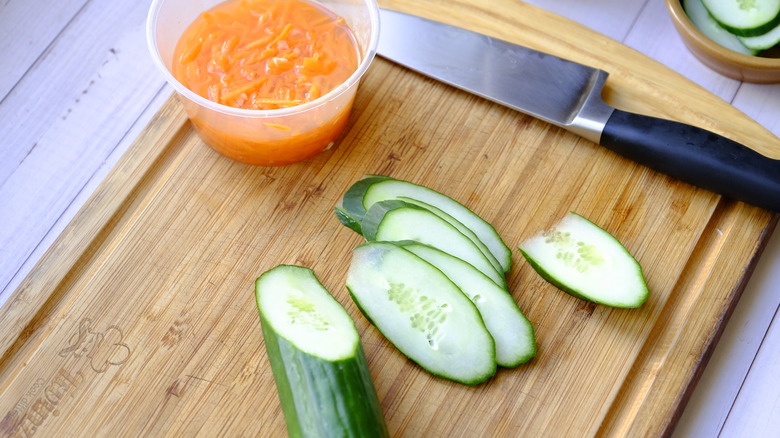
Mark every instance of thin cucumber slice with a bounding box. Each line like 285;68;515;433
362;200;507;288
739;20;780;49
338;175;512;273
684;0;760;55
702;0;780;37
255;265;388;438
399;241;536;367
346;241;497;385
519;213;649;308
398;197;505;275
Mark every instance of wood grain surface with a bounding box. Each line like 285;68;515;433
0;0;777;437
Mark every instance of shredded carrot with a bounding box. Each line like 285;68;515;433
179;41;203;64
171;0;358;111
243;35;274;51
219;77;269;102
221;35;240;54
255;98;303;105
263;122;292;131
266;23;294;49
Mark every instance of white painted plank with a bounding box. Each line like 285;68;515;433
0;0;158;186
0;86;172;304
0;0;167;296
0;0;87;100
521;0;648;42
720;302;780;437
732;83;780;139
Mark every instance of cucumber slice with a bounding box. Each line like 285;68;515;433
255;265;388;438
346;241;497;385
684;0;760;55
362;200;507;288
398;197;505;275
337;175;512;273
702;0;780;37
399;241;536;367
739;20;780;49
518;213;649;308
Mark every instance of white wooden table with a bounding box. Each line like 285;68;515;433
1;0;778;436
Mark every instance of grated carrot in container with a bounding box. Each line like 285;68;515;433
172;0;359;111
169;0;364;166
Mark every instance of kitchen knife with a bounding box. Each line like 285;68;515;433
376;9;780;212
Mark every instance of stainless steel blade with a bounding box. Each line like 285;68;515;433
377;9;615;143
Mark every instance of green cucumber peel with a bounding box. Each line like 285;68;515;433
333;206;362;234
334;175;391;233
739;20;780;49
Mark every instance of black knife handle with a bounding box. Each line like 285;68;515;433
600;109;780;212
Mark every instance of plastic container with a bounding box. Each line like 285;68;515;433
147;0;380;165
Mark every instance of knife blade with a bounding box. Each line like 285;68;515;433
376;9;780;212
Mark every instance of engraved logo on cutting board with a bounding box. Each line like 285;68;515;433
58;318;131;372
1;318;133;437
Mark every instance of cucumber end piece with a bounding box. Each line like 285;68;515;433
254;265;389;438
337;175;393;227
334;206;363;234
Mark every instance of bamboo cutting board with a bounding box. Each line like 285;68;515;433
1;0;778;436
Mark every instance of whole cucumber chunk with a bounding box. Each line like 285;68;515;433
255;265;389;438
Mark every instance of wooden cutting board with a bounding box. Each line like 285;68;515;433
0;0;777;436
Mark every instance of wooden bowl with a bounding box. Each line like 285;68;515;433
665;0;780;83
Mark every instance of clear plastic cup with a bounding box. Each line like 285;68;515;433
146;0;379;166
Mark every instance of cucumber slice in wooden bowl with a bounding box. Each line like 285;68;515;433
684;0;760;55
702;0;780;37
255;265;389;438
335;175;512;273
346;241;497;385
361;200;507;289
739;20;780;50
398;241;537;367
519;212;649;308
